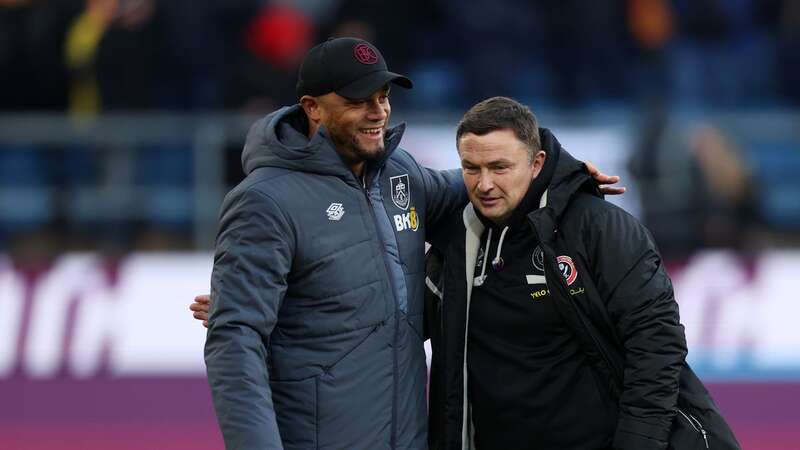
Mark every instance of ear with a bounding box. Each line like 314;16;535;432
300;95;322;122
531;150;547;178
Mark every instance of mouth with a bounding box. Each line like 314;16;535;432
359;126;384;141
477;196;501;207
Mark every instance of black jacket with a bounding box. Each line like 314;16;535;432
426;129;727;450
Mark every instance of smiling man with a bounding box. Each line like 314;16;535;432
205;37;470;450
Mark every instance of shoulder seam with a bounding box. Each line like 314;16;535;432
238;182;297;250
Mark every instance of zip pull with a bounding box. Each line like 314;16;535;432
689;413;710;449
677;409;710;449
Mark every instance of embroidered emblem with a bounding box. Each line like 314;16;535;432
557;255;578;286
354;43;379;64
531;245;544;272
326;203;345;221
389;174;411;210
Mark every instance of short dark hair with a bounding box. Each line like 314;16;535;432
456;97;540;162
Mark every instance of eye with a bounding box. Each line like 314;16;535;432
462;166;479;175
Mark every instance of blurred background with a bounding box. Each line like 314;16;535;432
1;0;799;448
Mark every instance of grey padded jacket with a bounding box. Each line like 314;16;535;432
205;105;466;450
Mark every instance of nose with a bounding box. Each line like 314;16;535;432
366;99;387;121
477;171;494;192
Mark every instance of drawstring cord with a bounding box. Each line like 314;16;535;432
474;225;509;286
474;228;493;286
491;226;509;271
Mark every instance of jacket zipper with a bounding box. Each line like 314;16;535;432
677;408;710;449
361;183;400;450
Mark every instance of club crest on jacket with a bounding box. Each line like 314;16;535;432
390;174;411;210
557;255;578;286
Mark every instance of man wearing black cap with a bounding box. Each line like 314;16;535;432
201;38;621;450
204;36;467;450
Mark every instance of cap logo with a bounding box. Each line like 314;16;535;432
354;43;378;65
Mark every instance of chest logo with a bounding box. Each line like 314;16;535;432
393;207;419;232
389;174;411;210
557;255;578;286
531;245;544;271
525;245;546;285
326;203;345;221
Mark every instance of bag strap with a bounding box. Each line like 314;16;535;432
538;238;626;398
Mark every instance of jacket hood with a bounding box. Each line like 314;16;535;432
241;104;407;178
536;127;601;221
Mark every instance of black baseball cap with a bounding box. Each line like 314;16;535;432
296;37;413;100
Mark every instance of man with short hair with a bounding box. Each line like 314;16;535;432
205;36;469;450
198;38;622;450
425;96;737;450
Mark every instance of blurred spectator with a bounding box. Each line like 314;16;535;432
64;0;120;115
534;0;630;107
321;0;449;110
777;0;800;103
156;0;259;110
629;113;758;258
626;0;675;105
225;2;313;112
437;0;539;108
94;0;162;110
0;0;76;110
670;0;779;107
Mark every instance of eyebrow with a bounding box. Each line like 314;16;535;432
460;158;514;168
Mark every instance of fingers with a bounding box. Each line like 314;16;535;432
599;175;621;184
190;294;212;327
599;186;626;195
584;160;625;195
584;160;599;175
189;302;210;313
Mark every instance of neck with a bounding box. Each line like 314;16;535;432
350;162;366;179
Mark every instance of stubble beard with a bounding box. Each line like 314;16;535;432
329;125;386;166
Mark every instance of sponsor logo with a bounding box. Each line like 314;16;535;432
0;251;799;380
326;203;345;221
393;206;419;232
390;174;411;210
557;255;578;286
530;289;549;300
529;287;584;301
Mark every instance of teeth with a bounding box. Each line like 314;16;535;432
361;128;381;135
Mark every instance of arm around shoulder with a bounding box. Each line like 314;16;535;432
419;167;467;248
